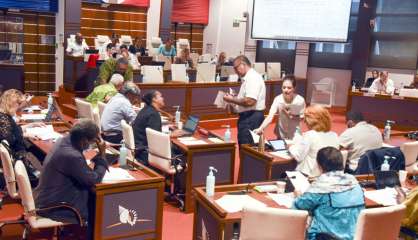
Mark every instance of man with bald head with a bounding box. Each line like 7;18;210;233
368;71;395;95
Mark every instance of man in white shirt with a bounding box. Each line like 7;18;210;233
118;44;141;70
339;111;383;172
66;33;89;57
368;71;395;95
101;81;140;144
223;55;266;144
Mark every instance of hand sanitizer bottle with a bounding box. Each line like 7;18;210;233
381;156;390;171
215;73;220;82
352;81;356;92
47;93;53;110
174;106;181;125
383;120;392;141
224;125;231;142
206;166;218;197
119;140;128;167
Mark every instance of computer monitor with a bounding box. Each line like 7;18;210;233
0;49;12;61
183;115;199;134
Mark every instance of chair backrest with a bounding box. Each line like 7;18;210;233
253;62;266;75
267;62;281;79
310;77;336;107
400;141;418;170
95;35;111;60
399;88;418;98
354;204;406;240
171;64;188;82
176;38;190;57
240;206;309;240
0;142;19;199
75;98;95;121
220;65;235;78
150;37;162;48
190;52;199;67
341;149;348;169
141;65;164;83
93;110;101;133
97;101;107;119
119;35;133;46
146;128;172;172
121;120;135;151
196;63;216;83
14;160;36;223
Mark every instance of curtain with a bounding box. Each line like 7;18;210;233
84;0;150;8
171;0;209;25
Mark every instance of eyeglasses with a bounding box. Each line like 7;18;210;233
233;63;243;70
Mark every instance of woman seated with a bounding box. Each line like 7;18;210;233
254;75;305;140
289;105;339;177
0;89;44;187
293;147;365;240
132;91;181;165
129;37;146;57
158;39;176;57
174;48;193;69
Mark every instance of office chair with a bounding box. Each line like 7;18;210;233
171;64;188;83
75;98;95;121
267;62;281;79
353;204;406;240
119;35;133;46
146;128;185;210
253;62;266;75
15;160;85;239
190;52;199;67
141;65;164;83
176;38;190;57
149;37;162;56
0;141;19;200
121;120;135;160
240;206;308;240
97;101;107;119
196;63;216;83
310;77;336;108
94;35;111;60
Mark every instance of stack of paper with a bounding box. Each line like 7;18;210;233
25;125;62;140
270;151;292;160
178;137;207;145
364;187;398;206
214;91;227;109
286;171;310;193
23;105;42;112
102;167;135;183
249;130;260;144
208;137;224;144
215;195;267;213
267;192;295;208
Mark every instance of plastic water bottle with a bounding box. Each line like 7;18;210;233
119;140;128;167
215;73;220;82
47;93;53;110
352;81;356;92
383;120;393;141
381;156;390;171
174;106;181;125
206;166;218;197
224;125;231;142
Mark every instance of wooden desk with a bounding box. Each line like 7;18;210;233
172;132;236;213
29;132;165;239
192;179;417;240
347;91;418;131
239;144;296;183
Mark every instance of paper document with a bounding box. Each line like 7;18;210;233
364;187;398;206
178;137;197;141
102;167;135;183
23;105;42;112
215;195;267;213
254;184;277;193
286;171;310;193
214;91;227;109
25;125;62;140
21;114;46;121
179;139;208;145
268;192;295;208
249;130;260;144
270;151;292;160
208;137;224;144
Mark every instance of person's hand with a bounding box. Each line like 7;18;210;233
223;94;234;103
395;186;406;204
24;131;40;140
293;190;302;198
253;128;263;135
281;106;291;117
96;138;106;158
170;129;184;138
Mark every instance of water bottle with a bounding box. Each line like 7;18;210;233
206;166;218;197
352;81;356;92
119;140;128;167
224;125;231;142
381;156;390;171
215;73;220;82
174;106;181;125
383;120;394;141
47;93;53;110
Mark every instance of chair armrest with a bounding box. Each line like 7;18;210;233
35;202;85;227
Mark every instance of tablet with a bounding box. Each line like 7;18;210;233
268;139;287;151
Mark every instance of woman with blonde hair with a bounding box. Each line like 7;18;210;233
289;105;339;177
0;89;43;187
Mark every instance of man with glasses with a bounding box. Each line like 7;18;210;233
223;55;266;144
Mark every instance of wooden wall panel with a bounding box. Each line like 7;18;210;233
171;23;204;54
81;2;148;47
4;12;55;94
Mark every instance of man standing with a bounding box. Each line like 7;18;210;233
223;55;266;144
339;111;383;172
86;73;124;108
97;56;133;85
66;33;89;57
368;71;395;95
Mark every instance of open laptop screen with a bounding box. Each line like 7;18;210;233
183;115;199;133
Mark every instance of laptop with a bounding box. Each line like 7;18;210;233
178;115;200;137
267;139;288;151
374;170;401;189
